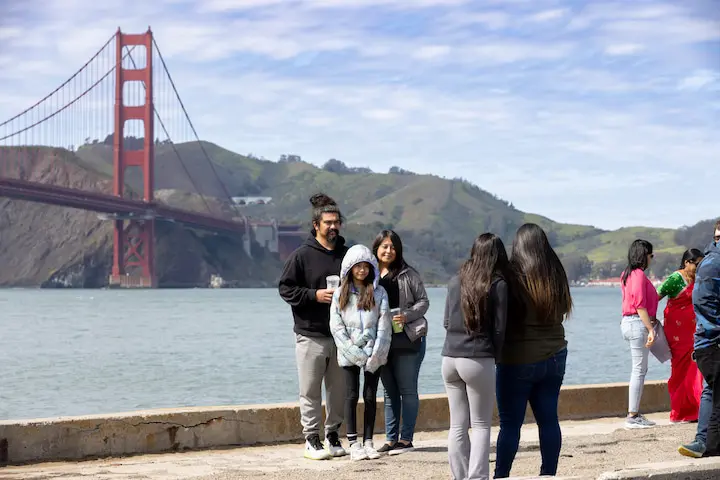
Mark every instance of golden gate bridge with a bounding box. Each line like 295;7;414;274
0;28;304;288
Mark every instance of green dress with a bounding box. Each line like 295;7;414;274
658;271;687;300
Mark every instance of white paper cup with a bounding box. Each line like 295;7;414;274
326;275;340;290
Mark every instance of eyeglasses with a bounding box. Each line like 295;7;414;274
714;235;720;242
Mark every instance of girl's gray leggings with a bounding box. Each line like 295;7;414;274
442;356;496;480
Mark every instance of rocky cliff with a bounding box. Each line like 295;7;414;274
0;148;283;288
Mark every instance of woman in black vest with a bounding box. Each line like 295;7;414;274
372;230;429;455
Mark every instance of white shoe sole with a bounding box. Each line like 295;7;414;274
304;451;332;460
388;447;415;456
624;423;655;429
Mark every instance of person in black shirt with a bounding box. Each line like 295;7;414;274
372;230;429;455
278;193;349;460
442;233;510;480
495;223;572;478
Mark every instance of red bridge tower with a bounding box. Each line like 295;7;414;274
109;28;156;288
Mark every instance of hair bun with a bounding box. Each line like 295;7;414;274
309;193;337;208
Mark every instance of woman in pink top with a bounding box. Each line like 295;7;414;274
620;239;660;429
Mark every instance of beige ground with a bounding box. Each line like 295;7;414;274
0;413;710;480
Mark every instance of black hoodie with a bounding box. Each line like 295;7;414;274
278;234;349;337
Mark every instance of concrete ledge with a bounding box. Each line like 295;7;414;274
597;458;720;479
0;380;669;465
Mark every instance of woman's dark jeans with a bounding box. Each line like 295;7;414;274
495;348;567;478
382;340;423;443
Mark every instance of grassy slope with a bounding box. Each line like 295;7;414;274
71;141;686;272
179;143;685;267
555;226;684;262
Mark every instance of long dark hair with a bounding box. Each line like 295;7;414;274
680;248;704;270
371;230;411;278
621;239;653;285
511;223;573;323
338;263;376;311
459;233;511;334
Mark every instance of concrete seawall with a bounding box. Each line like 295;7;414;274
0;380;670;465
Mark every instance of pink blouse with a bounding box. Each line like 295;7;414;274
621;269;659;318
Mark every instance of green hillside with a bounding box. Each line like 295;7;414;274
70;140;695;283
555;227;685;263
172;143;689;282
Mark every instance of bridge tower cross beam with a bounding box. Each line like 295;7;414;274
109;28;156;289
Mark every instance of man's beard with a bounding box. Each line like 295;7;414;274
326;229;339;243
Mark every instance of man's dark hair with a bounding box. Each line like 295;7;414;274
310;193;343;225
715;219;720;232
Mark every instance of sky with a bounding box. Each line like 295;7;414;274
0;0;718;230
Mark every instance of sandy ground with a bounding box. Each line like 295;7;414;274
0;412;708;480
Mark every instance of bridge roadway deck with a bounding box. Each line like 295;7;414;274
2;412;719;480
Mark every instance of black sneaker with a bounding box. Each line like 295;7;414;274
388;441;415;456
377;442;398;453
324;431;347;457
304;434;331;460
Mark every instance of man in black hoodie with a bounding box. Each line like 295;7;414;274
279;193;349;460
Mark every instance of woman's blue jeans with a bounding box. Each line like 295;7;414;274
382;337;425;442
494;348;567;478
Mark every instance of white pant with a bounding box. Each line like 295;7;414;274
621;315;649;413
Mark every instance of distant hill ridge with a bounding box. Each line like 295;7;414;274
1;140;713;285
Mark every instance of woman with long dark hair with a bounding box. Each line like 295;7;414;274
658;248;705;424
620;239;659;429
372;230;429;455
442;233;510;480
494;223;572;479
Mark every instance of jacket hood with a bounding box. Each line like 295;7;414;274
303;234;346;252
340;244;380;288
705;241;719;257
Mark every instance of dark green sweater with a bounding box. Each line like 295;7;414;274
498;301;567;365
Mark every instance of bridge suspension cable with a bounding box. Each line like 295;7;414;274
125;49;215;217
152;38;246;224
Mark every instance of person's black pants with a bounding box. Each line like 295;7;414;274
695;344;720;456
343;365;382;442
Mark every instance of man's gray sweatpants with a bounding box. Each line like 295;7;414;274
295;333;345;438
442;356;496;480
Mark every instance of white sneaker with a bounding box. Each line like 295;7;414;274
349;442;368;461
364;440;381;460
324;432;347;457
304;435;332;460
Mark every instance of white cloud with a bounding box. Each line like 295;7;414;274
1;0;719;229
526;8;569;23
412;45;452;60
203;0;469;12
440;11;510;30
604;43;645;56
677;70;720;91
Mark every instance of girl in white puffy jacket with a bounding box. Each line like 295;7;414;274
330;244;392;461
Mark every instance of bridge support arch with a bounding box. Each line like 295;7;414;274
109;28;156;288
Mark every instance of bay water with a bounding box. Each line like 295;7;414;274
0;288;670;420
